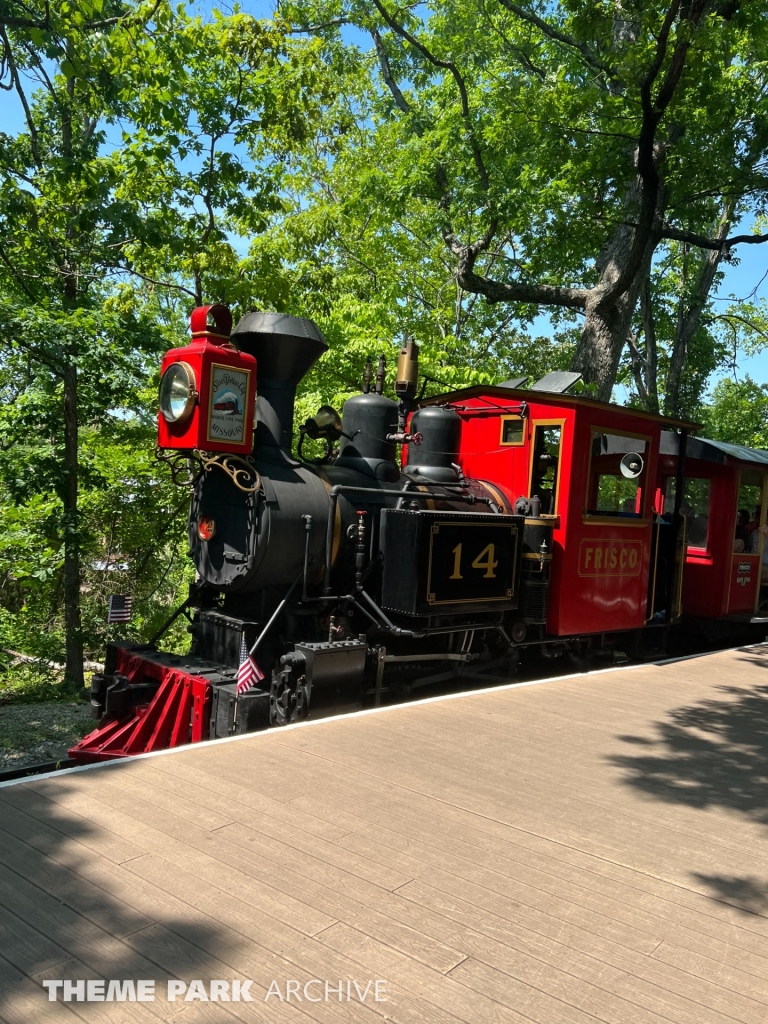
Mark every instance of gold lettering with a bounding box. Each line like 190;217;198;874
472;544;498;579
620;548;627;569
629;547;638;569
609;548;617;569
584;548;593;568
450;544;463;580
594;549;603;570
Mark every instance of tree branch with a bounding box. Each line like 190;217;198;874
600;1;709;307
496;0;617;80
371;28;414;121
1;25;41;168
371;27;455;229
86;0;163;31
0;241;36;301
372;0;491;194
707;312;768;344
21;37;60;105
640;275;659;414
0;16;48;30
626;329;650;408
665;200;733;416
117;267;199;299
454;243;587;309
661;224;768;250
5;330;64;377
288;18;349;34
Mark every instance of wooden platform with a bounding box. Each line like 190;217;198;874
2;644;768;1023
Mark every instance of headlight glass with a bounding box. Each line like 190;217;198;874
159;362;196;424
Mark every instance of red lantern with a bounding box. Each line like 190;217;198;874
157;305;256;454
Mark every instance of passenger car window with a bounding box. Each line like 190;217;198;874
733;472;764;554
586;432;647;517
664;477;711;550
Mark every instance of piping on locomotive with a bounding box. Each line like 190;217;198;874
71;303;757;764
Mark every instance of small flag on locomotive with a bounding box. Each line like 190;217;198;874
236;635;264;695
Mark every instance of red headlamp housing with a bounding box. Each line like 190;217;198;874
157;304;256;454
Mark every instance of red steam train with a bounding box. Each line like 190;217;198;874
69;306;768;764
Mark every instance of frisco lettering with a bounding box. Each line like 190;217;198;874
41;978;387;1003
579;539;642;576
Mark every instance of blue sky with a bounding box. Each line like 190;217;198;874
2;1;766;394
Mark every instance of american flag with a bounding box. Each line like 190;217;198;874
237;634;264;694
107;594;132;623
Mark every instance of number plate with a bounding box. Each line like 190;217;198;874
427;521;518;605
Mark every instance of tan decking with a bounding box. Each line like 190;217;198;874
1;645;768;1024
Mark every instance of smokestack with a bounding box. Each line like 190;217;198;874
231;312;328;460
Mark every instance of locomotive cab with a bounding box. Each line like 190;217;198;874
425;383;698;639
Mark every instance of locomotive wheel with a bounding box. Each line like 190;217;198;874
270;670;311;727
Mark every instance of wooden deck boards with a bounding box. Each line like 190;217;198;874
1;645;768;1023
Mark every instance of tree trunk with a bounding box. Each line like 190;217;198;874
572;295;635;402
664;203;733;417
570;174;665;402
570;255;655;402
62;360;83;688
640;276;659;414
60;49;84;689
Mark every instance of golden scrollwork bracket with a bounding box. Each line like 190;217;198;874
155;447;261;494
192;450;262;494
154;447;201;488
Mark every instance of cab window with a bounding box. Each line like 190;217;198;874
500;416;524;445
530;425;561;515
586;432;647;517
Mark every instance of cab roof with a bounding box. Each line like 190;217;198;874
420;384;700;433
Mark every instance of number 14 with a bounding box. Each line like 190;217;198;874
450;543;498;580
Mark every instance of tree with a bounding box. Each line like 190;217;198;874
0;1;329;681
0;303;188;674
1;1;164;685
700;376;768;449
284;1;768;406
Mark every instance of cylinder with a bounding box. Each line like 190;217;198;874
406;406;462;482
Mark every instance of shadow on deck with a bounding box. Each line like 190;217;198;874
610;645;768;915
0;764;248;1021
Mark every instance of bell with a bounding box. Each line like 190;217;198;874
302;405;343;441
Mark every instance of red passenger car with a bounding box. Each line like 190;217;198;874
657;434;768;622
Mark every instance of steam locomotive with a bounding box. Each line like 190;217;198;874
73;302;767;763
75;306;553;761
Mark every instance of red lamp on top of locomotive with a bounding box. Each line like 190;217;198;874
157;304;257;455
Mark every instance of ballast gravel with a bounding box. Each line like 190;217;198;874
0;701;92;771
